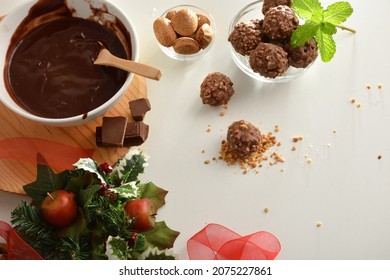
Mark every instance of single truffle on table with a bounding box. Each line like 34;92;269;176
227;120;261;159
262;0;292;15
200;72;234;106
284;38;318;68
263;5;299;41
249;42;289;78
228;19;264;56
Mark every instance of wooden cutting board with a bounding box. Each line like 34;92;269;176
0;75;147;195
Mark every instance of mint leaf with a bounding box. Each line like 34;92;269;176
291;20;320;47
323;2;353;25
291;0;354;62
316;29;336;62
321;22;337;35
292;0;323;19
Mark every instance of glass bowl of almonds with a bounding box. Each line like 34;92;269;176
153;5;216;61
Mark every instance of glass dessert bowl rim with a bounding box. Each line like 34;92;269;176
156;4;216;62
228;0;317;83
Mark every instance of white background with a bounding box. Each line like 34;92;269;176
1;0;390;260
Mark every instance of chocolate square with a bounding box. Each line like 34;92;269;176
123;122;149;147
96;121;149;147
100;116;128;147
129;98;151;121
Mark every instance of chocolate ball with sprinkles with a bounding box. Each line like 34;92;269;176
226;120;261;159
200;72;234;106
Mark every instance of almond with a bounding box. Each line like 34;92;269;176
153;17;177;47
197;14;211;29
173;37;200;55
171;8;198;36
195;23;214;49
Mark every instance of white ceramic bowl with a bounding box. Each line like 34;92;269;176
0;0;139;127
229;0;316;83
156;5;216;62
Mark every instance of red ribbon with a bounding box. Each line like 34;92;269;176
0;137;95;171
187;223;281;260
0;221;43;260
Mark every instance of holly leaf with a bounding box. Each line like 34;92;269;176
316;29;336;62
23;163;69;204
137;182;168;210
292;0;323;19
144;221;180;250
323;1;353;25
111;149;149;184
291;20;320;47
73;158;105;183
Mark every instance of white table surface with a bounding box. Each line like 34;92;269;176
1;0;390;260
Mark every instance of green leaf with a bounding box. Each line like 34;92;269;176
323;1;353;25
292;0;323;19
112;182;139;200
144;221;180;250
23;164;69;204
65;170;96;195
316;29;336;62
137;182;168;210
291;20;320;47
78;184;102;207
321;22;337;35
107;236;134;260
111;149;149;184
73;158;106;183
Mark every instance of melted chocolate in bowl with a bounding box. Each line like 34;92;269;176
3;0;132;119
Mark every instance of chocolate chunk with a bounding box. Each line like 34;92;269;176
123;122;149;146
101;116;128;147
129;98;151;121
96;121;149;147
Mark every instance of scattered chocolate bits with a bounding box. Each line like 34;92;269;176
129;98;151;121
200;72;234;106
220;121;283;173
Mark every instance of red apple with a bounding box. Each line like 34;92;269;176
40;190;78;228
124;198;156;232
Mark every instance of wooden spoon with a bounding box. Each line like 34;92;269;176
94;45;162;81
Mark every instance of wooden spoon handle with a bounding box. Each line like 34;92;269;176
95;49;162;81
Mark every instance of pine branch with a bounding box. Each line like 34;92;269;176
10;201;53;239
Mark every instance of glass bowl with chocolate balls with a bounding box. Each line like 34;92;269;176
228;0;318;83
0;0;139;127
153;5;216;61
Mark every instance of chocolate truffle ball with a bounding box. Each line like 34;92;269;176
263;5;299;41
227;120;261;159
228;20;264;56
284;38;318;68
200;72;234;106
249;42;289;78
262;0;292;15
